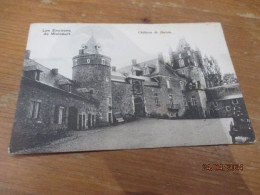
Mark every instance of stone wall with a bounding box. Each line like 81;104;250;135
73;63;111;123
184;89;207;118
111;81;134;116
207;98;248;118
10;77;97;152
176;66;207;88
143;76;186;118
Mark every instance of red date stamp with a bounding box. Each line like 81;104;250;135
202;164;243;171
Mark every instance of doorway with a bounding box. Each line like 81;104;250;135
92;114;95;127
68;107;78;130
79;114;82;130
88;114;92;128
108;113;112;124
134;97;145;117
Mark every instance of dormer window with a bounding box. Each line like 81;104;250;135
35;71;40;81
24;69;42;81
95;44;101;50
58;79;72;93
101;59;105;65
143;66;149;75
68;85;71;93
60;84;71;93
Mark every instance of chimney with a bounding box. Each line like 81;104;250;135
79;49;84;55
158;52;164;64
112;66;116;72
51;68;58;75
132;59;137;66
25;50;31;59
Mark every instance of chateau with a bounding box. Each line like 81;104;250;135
10;36;250;151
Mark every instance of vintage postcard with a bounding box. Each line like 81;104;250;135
9;23;255;154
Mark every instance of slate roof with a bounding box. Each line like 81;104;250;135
118;57;186;83
23;58;72;89
111;71;126;83
23;58;98;104
81;36;103;55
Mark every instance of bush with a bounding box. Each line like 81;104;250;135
150;112;157;118
162;114;169;119
123;114;136;122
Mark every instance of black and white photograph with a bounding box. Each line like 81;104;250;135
9;23;255;154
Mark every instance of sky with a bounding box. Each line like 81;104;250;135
27;23;236;79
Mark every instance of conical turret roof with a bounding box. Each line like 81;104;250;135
82;35;103;55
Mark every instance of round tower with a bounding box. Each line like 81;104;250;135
72;36;112;123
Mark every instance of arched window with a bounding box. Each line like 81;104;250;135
180;81;185;90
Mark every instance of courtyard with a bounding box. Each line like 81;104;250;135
18;118;233;154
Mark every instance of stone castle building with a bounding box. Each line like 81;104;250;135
10;36;249;151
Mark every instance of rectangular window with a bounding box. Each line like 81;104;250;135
35;71;40;81
193;54;197;66
101;59;105;65
166;80;170;88
194;60;198;66
28;100;41;119
179;59;184;67
180;81;184;90
154;93;159;105
107;97;112;105
191;96;197;106
169;94;173;105
58;107;64;124
197;81;201;88
183;96;188;106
